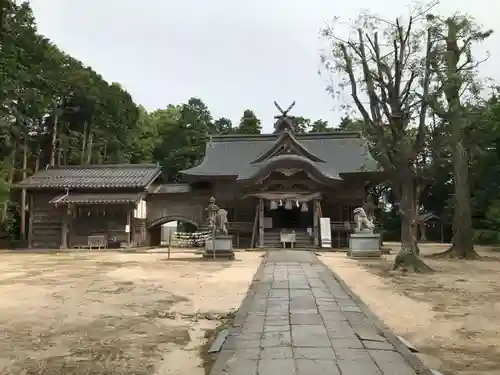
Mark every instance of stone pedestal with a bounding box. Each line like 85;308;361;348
348;232;381;258
204;235;235;259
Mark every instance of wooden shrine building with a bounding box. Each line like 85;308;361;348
17;164;161;248
17;102;382;249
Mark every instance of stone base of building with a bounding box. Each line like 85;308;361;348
204;235;235;259
348;232;381;258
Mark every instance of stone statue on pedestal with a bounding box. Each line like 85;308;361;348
215;208;229;235
205;196;219;226
348;207;381;258
203;196;234;259
353;207;375;233
205;196;228;234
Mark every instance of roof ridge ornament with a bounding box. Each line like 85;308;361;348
273;101;296;134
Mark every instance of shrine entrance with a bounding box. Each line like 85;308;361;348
266;201;312;229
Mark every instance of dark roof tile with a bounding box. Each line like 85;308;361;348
182;132;380;177
17;164;161;189
50;192;145;205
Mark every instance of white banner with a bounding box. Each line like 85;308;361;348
320;217;331;248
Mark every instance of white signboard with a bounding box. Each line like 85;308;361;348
320;217;332;248
280;232;296;243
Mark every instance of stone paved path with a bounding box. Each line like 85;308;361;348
210;251;423;375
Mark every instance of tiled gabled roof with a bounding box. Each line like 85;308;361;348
17;164;161;189
181;132;380;178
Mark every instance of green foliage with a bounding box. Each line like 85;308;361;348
309;120;333;133
213;117;233;134
473;199;500;244
0;163;9;207
293;117;310;133
336;117;364;132
236;110;261;134
467;93;500;244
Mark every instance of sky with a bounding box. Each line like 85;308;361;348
27;0;499;132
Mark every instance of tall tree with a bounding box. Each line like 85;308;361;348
236;109;261;134
321;8;435;272
425;14;492;259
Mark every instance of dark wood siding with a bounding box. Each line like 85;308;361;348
31;192;63;248
133;218;147;246
69;207;129;247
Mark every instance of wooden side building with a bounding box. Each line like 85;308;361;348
17;164;161;248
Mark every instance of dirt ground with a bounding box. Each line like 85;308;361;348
0;250;262;375
321;243;500;375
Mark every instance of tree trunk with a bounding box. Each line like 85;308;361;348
50;105;58;167
57;140;62;166
81;121;88;164
103;143;108;163
34;119;42;173
451;141;476;255
432;139;479;259
86;131;93;164
20;137;27;240
393;176;433;272
0;140;18;224
34;146;40;173
429;19;479;260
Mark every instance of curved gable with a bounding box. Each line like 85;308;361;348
237;154;341;185
251;130;325;164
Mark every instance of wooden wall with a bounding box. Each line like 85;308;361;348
69;207;129;247
30;192;63;248
133;218;147;246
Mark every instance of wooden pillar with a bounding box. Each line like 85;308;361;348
27;195;33;248
250;203;258;248
420;223;427;241
61;209;68;249
126;208;132;247
258;199;264;248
